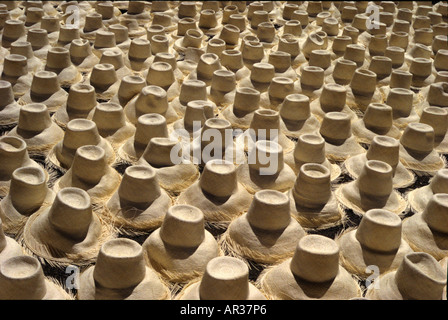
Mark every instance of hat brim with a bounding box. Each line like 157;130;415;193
351;119;402;145
284;151;342;182
124;95;180;125
324;136;367;162
0;237;24;265
219;106;256;130
399;145;446;173
364;271;404;300
0;102;21;126
407;185;440;215
236;164;296;194
17;89;68;113
257;258;362;300
279;115;321;139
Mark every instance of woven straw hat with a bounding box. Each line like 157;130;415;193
310;83;357;122
365;252;446;300
0;166;55;236
103;165;172;233
0;53;29;94
10;41;43;74
297;65;325;100
1;19;26;48
337;209;413;279
136;137;200;193
57;25;81;48
336;160;408;216
78;238;170;300
220;49;251;81
176;256;267;300
69;39;100;72
171;100;216;140
174;28;207;54
267;50;298;80
52;145;121;204
208;69;237;107
144;61;181;101
407;168;448;215
186;52;223;86
171;79;208;116
44;46;82;87
419;106;448;154
345;136;415;189
237;140;296;194
124;38;151;72
239;62;275;93
86;63;120;100
142;204;221;283
22;187;116;266
7;103;64;155
0;255;71;300
399;122;445;173
0;217;24;265
386;88;420;130
409;57;436;89
220;86;260;129
221;189;306;264
326;58;357;86
0;80;21;129
98;49;133;80
110;75;146;108
176;159;252;227
257;234;362;300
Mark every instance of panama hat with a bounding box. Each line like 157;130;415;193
319;112;366;162
407;169;448;215
124;85;179;126
331;35;352;59
0;136;41;198
0;166;55;236
345;136;415;189
124;38;151;72
336;160;408;217
110;75;146;108
419;106;448;154
1;54;33;98
26;28;51;60
297;66;325;101
119;1;150;23
0;80;21;131
337;209;414;279
236;140;296;194
7;103;64;156
402;194;448;261
346;69;382;112
325;58;357;86
52;84;99;129
219;87;260;129
85;63;120;100
98;49;133;81
102;165;172;233
240;37;265;68
107;24;132;52
52;145;121;205
56;25;80;48
208;69;237;107
10;41;43;73
170;79;208;116
81;12;105;41
1;19;26;48
176;256;267;300
221;189;306;265
266;50;299;81
386;88;419;130
186;52;223;86
143;61;181;101
47;119;116;173
176;159;253;228
220;49;251;82
22;187;116;267
77;238;170;300
384;46;406;70
238;62;275;93
0;255;72;300
409;57;436;89
0;218;23;265
365;252;446;300
415;82;448;115
399;122;445;173
136;137;200;194
301;31;326;60
117;113;169;164
69;39;100;73
171;100;216;140
257;235;363;300
142;204;221;283
17;70;68;113
259;76;296;110
173;28;207;54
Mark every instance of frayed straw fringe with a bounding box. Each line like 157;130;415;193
46;276;76;300
399;155;447;175
292;205;345;231
159;170;200;194
401;234;448;262
254;265;279;300
3;200;54;236
0;185;10;198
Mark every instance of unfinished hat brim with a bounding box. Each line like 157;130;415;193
324;136;367;162
77;264;170;300
399;145;446;173
124;95;180;125
407;185;440;215
221;213;306;265
257;258;362;300
142;228;221;283
279;114;321;139
47;65;83;87
0;237;24;265
337;228;414;279
344;153;415;189
236;164;296;194
364;270;406;300
351;119;402;145
17;88;68;113
284;151;341;182
0;101;21;128
219;106;257;130
71;53;101;73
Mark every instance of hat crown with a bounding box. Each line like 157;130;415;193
332;59;357;85
221;50;243;71
94;239;147;289
350;69;377;96
92;103;126;132
46;47;71;71
10;41;34;59
136;86;168;115
357;160;393;208
147;62;175;89
294;134;326;164
389;69;411;89
427;82;448;107
179;80;207;105
118;165;161;207
395;253;446;300
200;159;237;199
197;53;221;80
309;49;331;70
320;83;347;113
386;88;414;118
290;235;340;283
366;136;399;170
233;87;260;115
293;163;331;208
71;145;108;185
429;169;448;194
142;137;177;167
420;107;448;138
0;80;15;108
0;137;28;177
280;93;310;121
423;194;448;234
18;103;52;132
300;66;324;90
67;84;96;113
320;112;352;143
58;25;80;44
199;256;250;300
63;119;101;150
248;140;284;174
363;103;393;134
90;64;118;91
108;24;128;44
3;54;28;78
134;113;168;146
251;62;275;84
160;205;205;248
211;69;236;93
30;70;61;98
27;28;48;48
247;190;291;231
400;122;435;154
278;34;301;57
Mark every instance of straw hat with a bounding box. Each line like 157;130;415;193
0;255;71;300
69;39;100;72
0;218;23;265
124;85;179;125
319;112;366;162
325;58;357;86
98;49;133;80
86;63;120;100
142;204;221;283
345;136;415;189
176;256;267;300
171;100;216;140
135;137;200;194
407;169;448;215
238;62;275;93
56;25;80;48
7;103;64;155
176;159;253;227
236;140;296;194
310;83;357;122
266;50;299;81
77;238;170;300
221;189;306;265
0;80;21;130
208;69;237;107
416;82;448;115
125;38;151;72
336;160;408;216
0;136;41;198
1;19;26;48
173;28;207;54
419;106;448;154
170;79;208;116
386;88;419;130
337;209;414;279
17;70;68;113
47;119;116;172
52;145;121;204
186;52;223;86
240;37;265;68
0;166;55;236
351;103;402;145
220;87;261;129
399;122;445;173
259;76;296;110
409;57;436;89
346;68;382;111
26;28;51;60
9;40;44;73
109;75;146;108
365;252;446;300
117;113;169;164
297;66;325;100
257;235;362;300
81;12;105;41
1;54;32;97
144;61;181;101
402;194;448;261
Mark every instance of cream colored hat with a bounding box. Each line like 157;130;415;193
410;57;436;89
1;54;33;97
86;63;120;100
144;61;181;101
170;79;208;116
98;49;133;80
220;87;261;130
0;166;55;236
69;39;100;72
10;40;43;73
416;82;448;116
102;164;172;234
0;255;72;300
238;62;275;93
171;100;216;140
110;75;146;108
186;52;223;86
220;49;250;81
0;80;21;130
77;238;170;300
326;58;357;86
337;208;414;279
257;235;363;300
259;76;296;110
1;19;26;48
176;256;267;300
365;252;446;300
208;69;237;107
125;38;151;72
221;189;306;265
56;25;81;48
407;169;448;215
346;68;382;111
142;204;221;283
176;159;253;228
386;88;419;130
27;28;50;58
81;12;105;41
336;160;408;216
22;187;116;267
0;218;23;265
267;50;299;81
297;66;325;100
419;106;448;154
